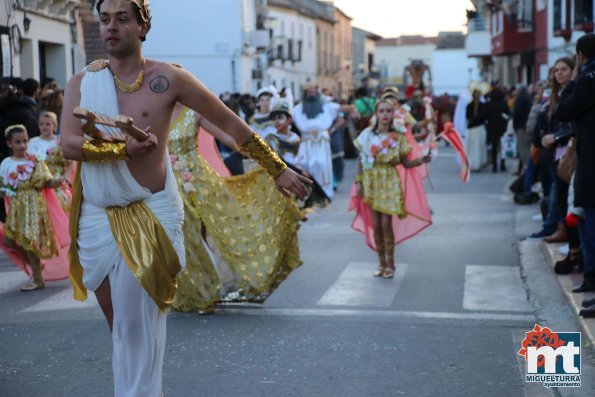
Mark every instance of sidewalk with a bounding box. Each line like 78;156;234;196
543;242;595;351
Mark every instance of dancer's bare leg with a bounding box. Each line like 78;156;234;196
95;277;113;332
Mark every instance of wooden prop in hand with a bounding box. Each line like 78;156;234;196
73;107;149;142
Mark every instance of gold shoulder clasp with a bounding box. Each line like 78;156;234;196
87;59;109;73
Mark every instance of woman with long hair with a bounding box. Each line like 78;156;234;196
530;57;576;241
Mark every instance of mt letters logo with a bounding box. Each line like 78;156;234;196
518;324;581;388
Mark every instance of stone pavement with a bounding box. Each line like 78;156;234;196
544;242;595;352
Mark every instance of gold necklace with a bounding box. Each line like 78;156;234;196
110;60;144;94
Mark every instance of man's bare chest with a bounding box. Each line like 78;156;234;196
116;89;175;132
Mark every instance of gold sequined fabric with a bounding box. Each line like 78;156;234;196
106;201;181;313
168;108;302;312
3;160;58;259
355;131;412;217
81;140;128;163
238;133;287;178
45;145;72;212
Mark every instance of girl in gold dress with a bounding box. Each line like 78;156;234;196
169;104;303;313
351;100;431;279
0;125;69;290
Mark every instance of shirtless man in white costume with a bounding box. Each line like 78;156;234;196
60;1;310;396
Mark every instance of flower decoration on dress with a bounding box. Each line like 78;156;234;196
182;182;194;193
361;133;399;170
181;171;193;183
2;156;36;196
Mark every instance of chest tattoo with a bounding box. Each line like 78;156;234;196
149;76;170;93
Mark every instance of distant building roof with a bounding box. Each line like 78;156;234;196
436;32;466;49
269;0;336;23
352;27;382;41
377;35;440;47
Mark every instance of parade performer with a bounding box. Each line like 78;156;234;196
169;103;303;314
0;125;69;291
249;86;278;139
28;111;74;211
60;1;310;395
466;89;487;171
267;101;330;208
292;83;344;198
350;100;432;279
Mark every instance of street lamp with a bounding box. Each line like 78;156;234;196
23;13;31;34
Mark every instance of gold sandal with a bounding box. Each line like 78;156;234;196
20;280;46;292
382;267;395;279
373;266;385;277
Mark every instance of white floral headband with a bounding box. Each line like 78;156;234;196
4;124;26;138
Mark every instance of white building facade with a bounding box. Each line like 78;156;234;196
432;48;481;96
376;42;436;87
144;0;261;95
266;1;317;96
0;0;85;87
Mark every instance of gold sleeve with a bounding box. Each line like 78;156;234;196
81;140;129;163
238;133;287;178
30;161;54;190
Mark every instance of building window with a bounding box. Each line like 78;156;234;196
553;0;564;31
492;10;504;36
574;0;594;28
517;0;533;31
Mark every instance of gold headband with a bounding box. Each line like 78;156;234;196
4;124;26;137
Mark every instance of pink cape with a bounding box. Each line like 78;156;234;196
198;128;231;176
0;188;70;281
348;130;432;251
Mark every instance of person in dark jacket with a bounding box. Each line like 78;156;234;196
531;57;576;242
557;34;595;310
512;85;533;172
473;87;511;172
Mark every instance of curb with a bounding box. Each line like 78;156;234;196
543;242;595;351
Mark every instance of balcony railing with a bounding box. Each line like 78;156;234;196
467;17;487;32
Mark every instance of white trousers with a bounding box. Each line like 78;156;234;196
109;257;166;397
466;125;487;171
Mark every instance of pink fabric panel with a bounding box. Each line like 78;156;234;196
197;128;231;177
0;190;69;281
348;157;432;251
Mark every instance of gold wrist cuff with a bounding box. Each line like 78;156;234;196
238;133;287;177
81;140;129;163
354;174;363;183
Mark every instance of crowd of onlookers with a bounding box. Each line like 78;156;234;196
0;77;64;160
484;34;595;318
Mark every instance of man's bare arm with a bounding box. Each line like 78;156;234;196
197;114;237;150
174;66;312;199
60;72;86;161
175;68;255;145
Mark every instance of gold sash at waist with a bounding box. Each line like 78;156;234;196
68;164;181;312
106;200;181;312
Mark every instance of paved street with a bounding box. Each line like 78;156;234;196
1;150;594;397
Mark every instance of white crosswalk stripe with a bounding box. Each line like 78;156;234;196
0;270;30;294
464;265;532;312
316;262;408;307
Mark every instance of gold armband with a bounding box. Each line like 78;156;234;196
81;140;129;163
354;174;363;183
238;133;287;178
